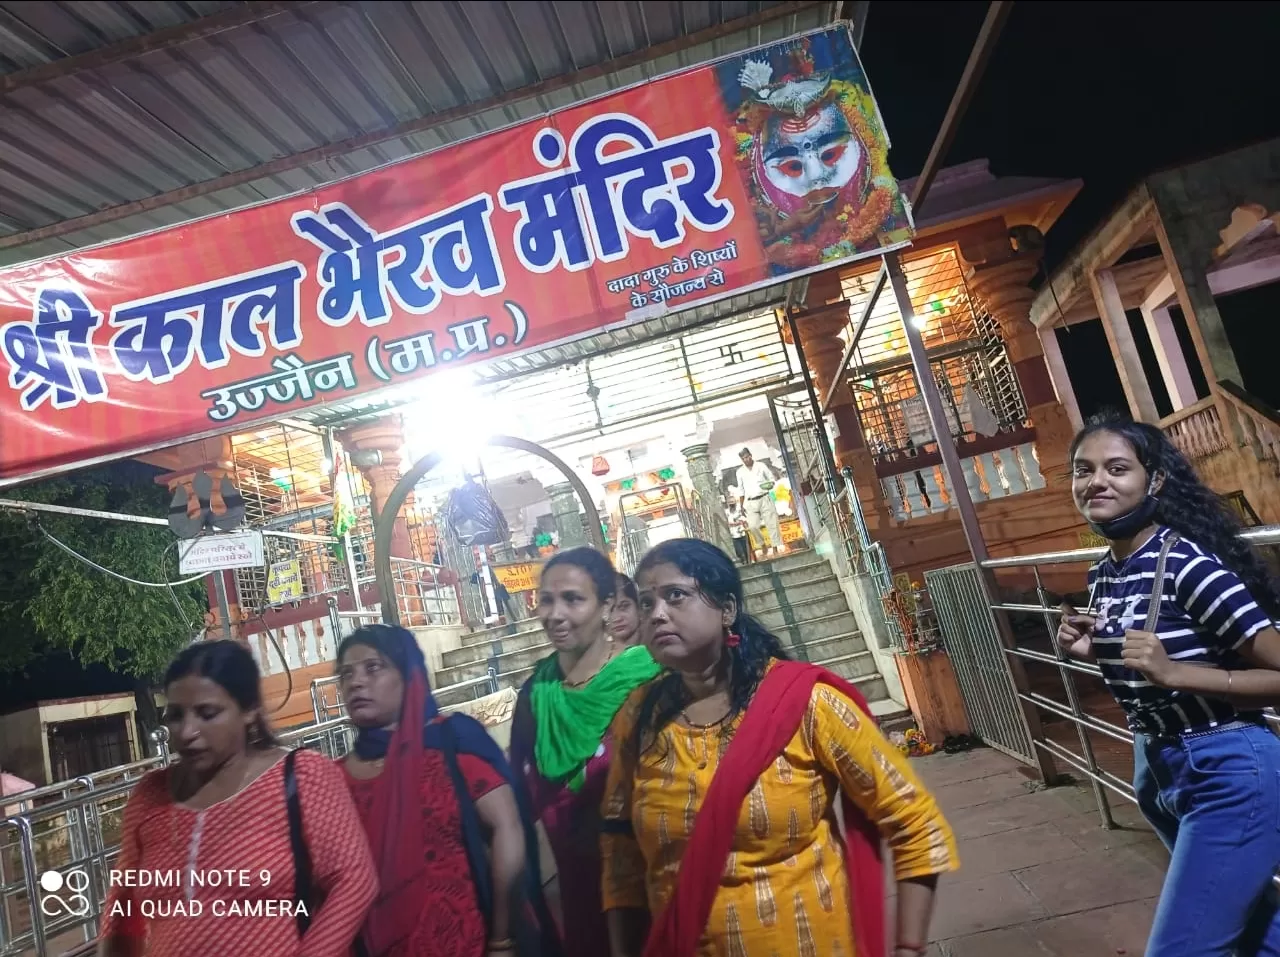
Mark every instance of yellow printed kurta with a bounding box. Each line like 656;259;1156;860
601;681;959;956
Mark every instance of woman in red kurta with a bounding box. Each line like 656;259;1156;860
336;624;559;957
99;640;376;957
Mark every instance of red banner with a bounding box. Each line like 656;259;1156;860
0;24;912;485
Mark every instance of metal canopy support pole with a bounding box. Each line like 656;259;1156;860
887;251;1058;784
0;498;168;525
821;265;887;414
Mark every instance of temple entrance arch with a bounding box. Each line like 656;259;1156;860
374;435;604;626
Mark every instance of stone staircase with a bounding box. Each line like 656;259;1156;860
432;550;905;720
739;551;900;716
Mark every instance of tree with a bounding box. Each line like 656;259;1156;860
0;463;208;728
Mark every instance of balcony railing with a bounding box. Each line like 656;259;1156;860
1165;382;1280;468
880;435;1045;520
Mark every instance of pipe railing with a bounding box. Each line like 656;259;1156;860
967;523;1280;885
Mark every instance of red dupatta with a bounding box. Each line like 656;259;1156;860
358;669;430;956
643;660;886;957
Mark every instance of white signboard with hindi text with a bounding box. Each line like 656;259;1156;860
179;530;265;575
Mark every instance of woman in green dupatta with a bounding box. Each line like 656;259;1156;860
509;547;660;957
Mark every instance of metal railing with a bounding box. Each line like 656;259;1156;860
385;557;462;626
937;524;1280;831
616;484;703;576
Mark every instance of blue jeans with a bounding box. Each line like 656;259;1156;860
1134;721;1280;956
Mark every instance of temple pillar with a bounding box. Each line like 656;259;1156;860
681;443;736;553
791;299;891;532
143;436;242;639
965;238;1075;486
337;415;413;559
547;483;587;548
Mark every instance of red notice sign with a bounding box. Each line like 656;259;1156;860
0;23;912;486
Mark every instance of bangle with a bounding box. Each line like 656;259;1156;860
895;944;929;956
487;939;515;953
1227;670;1234;694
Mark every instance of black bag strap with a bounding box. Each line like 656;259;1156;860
284;748;314;939
1144;533;1180;633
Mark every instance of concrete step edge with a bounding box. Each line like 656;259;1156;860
740;560;833;582
751;592;851;616
805;649;874;668
790;630;866;650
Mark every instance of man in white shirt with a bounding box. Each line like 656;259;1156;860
735;448;784;559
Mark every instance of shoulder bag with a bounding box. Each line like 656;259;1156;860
284;748;314;938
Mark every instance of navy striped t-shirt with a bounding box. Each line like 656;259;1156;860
1086;526;1272;735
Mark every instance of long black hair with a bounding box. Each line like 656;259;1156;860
630;538;788;755
163;639;277;748
1070;413;1280;619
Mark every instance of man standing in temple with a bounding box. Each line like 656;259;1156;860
735;447;785;560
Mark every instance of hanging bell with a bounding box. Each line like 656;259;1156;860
591;455;610;476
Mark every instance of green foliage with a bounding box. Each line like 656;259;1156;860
0;469;207;680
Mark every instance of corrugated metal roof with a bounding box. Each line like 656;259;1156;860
0;0;833;267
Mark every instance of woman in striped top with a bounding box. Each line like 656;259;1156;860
1058;415;1280;956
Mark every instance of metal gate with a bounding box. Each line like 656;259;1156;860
768;389;830;550
924;562;1038;764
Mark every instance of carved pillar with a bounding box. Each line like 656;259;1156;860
547;483;587;548
792;301;890;531
965;243;1075;487
338;415;413;559
680;443;736;553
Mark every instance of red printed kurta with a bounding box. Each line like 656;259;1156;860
99;749;377;957
342;750;502;957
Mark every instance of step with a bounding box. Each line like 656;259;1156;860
740;556;834;590
803;645;879;678
755;609;860;644
744;576;845;611
460;619;543;647
739;548;821;575
747;592;850;625
443;628;548;668
837;670;889;705
436;640;555;688
870;698;915;731
742;569;840;601
787;631;868;663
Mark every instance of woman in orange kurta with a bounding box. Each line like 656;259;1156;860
601;540;959;957
99;640;376;957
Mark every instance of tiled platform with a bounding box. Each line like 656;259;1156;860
913;747;1165;956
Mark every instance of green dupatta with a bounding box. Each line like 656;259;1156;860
529;643;660;791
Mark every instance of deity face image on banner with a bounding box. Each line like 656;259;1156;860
721;32;913;274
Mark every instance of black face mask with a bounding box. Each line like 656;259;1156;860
1088;492;1160;540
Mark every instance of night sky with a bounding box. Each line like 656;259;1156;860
859;1;1280;270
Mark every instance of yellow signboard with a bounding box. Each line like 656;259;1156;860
493;562;542;594
780;517;804;545
266;559;304;604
